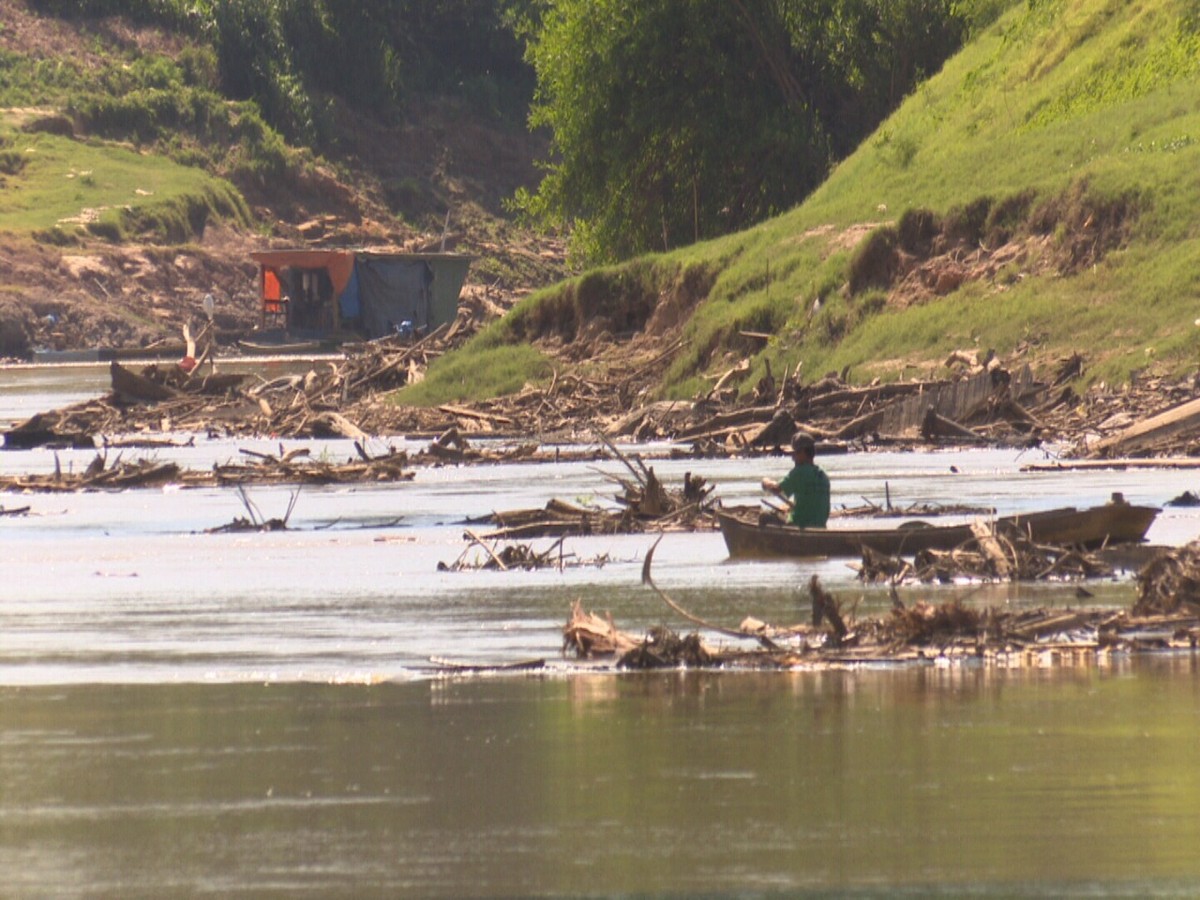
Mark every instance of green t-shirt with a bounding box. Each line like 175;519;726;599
779;462;830;528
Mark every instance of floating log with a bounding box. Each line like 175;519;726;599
429;657;546;672
970;520;1012;579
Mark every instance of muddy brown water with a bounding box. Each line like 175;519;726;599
3;364;1200;895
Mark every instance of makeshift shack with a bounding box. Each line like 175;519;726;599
250;249;471;340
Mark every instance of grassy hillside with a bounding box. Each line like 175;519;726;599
0;119;248;242
411;0;1200;404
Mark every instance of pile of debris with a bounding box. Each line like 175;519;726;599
856;519;1120;584
470;445;718;540
0;444;413;493
3;326;463;447
561;541;1200;670
470;499;641;540
1135;541;1200;616
209;444;413;486
439;535;613;572
0;335;1048;449
0;454;182;492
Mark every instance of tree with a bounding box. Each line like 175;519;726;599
516;0;970;264
516;0;829;263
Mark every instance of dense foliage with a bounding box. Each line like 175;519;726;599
513;0;1003;264
29;0;533;145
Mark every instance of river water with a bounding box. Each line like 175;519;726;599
3;363;1200;896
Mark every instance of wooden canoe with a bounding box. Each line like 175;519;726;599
110;360;179;402
717;498;1160;560
110;360;247;401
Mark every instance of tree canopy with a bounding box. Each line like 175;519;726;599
514;0;987;264
31;0;533;143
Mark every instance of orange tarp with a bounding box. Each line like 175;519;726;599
262;268;282;301
250;250;356;297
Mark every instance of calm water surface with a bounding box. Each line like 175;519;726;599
3;364;1200;895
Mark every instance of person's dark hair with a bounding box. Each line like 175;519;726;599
791;432;816;456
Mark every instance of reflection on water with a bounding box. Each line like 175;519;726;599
3;662;1199;895
4;365;1200;893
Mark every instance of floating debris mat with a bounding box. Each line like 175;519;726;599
854;518;1144;585
561;542;1200;670
564;597;1200;670
0;457;182;492
0;446;413;493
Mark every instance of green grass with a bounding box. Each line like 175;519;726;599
0;33;303;242
397;341;555;406
0;127;247;240
506;0;1200;396
765;0;1200;386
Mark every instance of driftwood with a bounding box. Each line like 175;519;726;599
831;483;993;519
970;520;1012;579
596;432;716;522
809;574;849;642
206;486;299;533
562;546;1200;669
474;499;637;540
11;334;1200;461
0;340;1047;450
1090;396;1200;458
0;454;181;492
562;600;641;658
472;447;720;540
212;446;414;486
855;520;1118;585
1024;458;1200;472
0;446;414;493
920;406;985;443
429;657;546;673
439;534;611;572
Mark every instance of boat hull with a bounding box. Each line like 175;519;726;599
717;502;1160;560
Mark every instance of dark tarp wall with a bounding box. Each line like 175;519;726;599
355;259;434;338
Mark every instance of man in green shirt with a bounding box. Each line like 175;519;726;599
762;433;830;527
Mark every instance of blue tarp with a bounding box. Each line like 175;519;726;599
338;266;361;321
